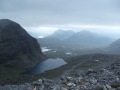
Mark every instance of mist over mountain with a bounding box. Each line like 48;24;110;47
38;30;114;49
64;30;114;48
48;29;75;40
37;29;75;47
105;39;120;54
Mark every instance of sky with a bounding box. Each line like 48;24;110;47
0;0;120;38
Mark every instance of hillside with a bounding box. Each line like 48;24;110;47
38;30;113;49
63;30;113;48
0;19;44;69
105;39;120;54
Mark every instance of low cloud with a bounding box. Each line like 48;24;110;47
0;0;120;38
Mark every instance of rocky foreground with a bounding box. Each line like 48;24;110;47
0;63;120;90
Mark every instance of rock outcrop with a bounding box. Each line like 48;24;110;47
0;19;43;69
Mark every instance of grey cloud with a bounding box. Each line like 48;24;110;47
0;0;120;27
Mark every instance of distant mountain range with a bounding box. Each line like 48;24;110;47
47;29;75;40
37;29;114;49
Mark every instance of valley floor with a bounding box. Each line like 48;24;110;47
0;54;120;90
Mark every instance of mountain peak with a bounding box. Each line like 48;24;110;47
0;19;43;69
80;30;91;33
0;19;15;24
53;29;64;34
0;19;20;29
0;19;12;22
73;30;93;37
54;29;74;34
44;29;74;40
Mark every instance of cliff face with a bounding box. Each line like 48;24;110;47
0;19;43;69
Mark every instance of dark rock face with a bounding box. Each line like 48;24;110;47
0;19;43;69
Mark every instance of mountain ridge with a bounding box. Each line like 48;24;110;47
46;29;75;40
38;30;113;48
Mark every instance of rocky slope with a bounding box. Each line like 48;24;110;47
0;59;120;90
0;19;43;69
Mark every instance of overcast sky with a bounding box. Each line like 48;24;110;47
0;0;120;38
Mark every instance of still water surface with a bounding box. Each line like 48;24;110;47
26;58;67;74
